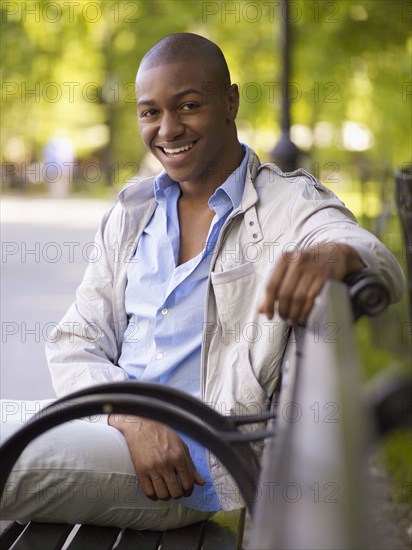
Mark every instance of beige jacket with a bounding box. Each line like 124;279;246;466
46;150;404;510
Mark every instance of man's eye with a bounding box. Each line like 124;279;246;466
140;109;158;118
181;103;198;111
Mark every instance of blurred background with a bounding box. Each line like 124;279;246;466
1;0;411;529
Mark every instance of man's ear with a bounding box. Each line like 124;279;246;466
226;84;240;121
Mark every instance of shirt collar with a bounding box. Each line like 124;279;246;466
208;144;249;218
153;143;250;218
154;170;175;198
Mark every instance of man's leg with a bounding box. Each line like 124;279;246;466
0;400;213;530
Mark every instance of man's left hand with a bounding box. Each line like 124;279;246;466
259;242;364;325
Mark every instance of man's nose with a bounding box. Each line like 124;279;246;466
158;111;184;140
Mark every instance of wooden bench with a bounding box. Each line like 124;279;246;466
0;509;245;549
2;272;404;550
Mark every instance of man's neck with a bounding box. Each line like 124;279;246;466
178;142;244;205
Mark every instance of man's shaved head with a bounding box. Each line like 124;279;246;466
135;33;242;189
138;33;231;90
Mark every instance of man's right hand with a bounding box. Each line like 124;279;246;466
108;414;205;501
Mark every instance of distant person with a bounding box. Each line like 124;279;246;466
1;33;404;530
43;130;75;198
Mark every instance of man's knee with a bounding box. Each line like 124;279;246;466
1;399;54;427
1;419;133;521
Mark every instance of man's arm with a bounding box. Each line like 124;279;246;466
258;172;405;324
45;204;127;397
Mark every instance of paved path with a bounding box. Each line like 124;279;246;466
1;196;112;399
364;452;411;550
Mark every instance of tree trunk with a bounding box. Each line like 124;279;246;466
395;165;412;322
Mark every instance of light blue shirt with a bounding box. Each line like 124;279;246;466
118;146;249;511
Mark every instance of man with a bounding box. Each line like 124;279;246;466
1;33;404;530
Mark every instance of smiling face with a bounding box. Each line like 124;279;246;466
136;61;241;192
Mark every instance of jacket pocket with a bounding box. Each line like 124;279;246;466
210;262;256;323
236;347;269;415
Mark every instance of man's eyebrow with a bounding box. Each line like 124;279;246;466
137;88;204;107
174;88;204;99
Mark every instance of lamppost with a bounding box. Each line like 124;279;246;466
271;0;301;171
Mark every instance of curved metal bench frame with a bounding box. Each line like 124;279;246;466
0;386;273;512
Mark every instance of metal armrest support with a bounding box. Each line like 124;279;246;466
345;271;411;437
365;375;412;439
0;389;273;512
43;381;274;431
345;269;390;319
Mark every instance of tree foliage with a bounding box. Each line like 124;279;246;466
1;0;410;186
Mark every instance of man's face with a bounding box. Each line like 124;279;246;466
136;61;239;187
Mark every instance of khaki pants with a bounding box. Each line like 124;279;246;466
0;400;213;530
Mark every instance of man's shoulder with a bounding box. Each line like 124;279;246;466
94;175;158;243
247;149;325;189
258;164;322;190
117;174;157;207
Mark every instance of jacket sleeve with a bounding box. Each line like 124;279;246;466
45;203;128;399
286;173;405;303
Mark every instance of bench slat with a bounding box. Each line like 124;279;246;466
0;512;245;550
160;520;205;550
66;524;122;550
0;522;26;550
10;522;73;550
115;528;162;550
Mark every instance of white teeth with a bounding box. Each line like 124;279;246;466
163;143;194;154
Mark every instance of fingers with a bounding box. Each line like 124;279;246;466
141;470;188;501
285;271;317;324
138;457;196;501
140;475;165;501
144;457;204;501
258;256;288;319
159;468;188;500
297;276;326;323
168;450;199;498
186;450;206;487
194;470;206;486
174;463;204;498
259;246;333;324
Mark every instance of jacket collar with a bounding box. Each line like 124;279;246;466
241;149;260;211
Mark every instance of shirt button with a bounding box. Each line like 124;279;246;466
249;221;254;226
161;308;169;315
253;233;258;239
156;352;164;360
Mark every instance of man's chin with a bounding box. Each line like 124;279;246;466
153;157;194;183
161;167;193;184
